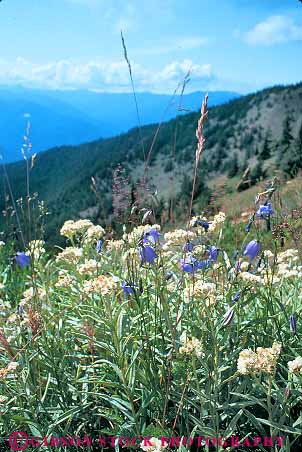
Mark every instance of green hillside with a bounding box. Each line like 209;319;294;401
1;82;302;245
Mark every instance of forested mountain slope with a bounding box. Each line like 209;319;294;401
1;82;302;244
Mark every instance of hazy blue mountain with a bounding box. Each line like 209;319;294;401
0;86;240;162
48;89;240;126
0;87;104;163
2;82;302;244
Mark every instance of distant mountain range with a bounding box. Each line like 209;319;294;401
2;82;302;245
0;86;240;162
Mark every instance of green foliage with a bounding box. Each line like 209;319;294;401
0;188;302;448
278;116;296;177
163;160;174;173
259;131;272;160
2;80;302;449
227;153;239;178
179;171;211;209
250;160;264;185
279;120;302;178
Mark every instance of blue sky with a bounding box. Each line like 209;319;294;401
0;0;301;93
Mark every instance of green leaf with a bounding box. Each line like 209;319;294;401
255;418;301;435
224;409;243;437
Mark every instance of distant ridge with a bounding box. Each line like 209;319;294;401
0;86;240;162
2;82;302;244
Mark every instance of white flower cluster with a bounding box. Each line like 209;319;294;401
82;275;118;296
263;250;274;259
193;244;206;256
60;219;94;239
277;249;299;264
55;270;76;288
179;332;203;358
106;239;124;251
288;356;302;375
194;281;216;296
190;212;226;234
84;225;105;244
237;342;281;375
239;261;250;271
20;287;47;306
140;438;167;452
209;211;226;231
184;280;217;306
163;229;195;248
56;247;83;264
276;249;302;279
5;287;47;329
78;259;98;276
254;248;302;284
238;271;263;285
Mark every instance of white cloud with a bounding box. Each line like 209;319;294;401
244;15;302;46
0;58;214;92
157;59;211;83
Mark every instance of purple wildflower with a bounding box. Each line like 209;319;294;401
143;228;161;245
96;240;103;253
183;241;194;252
180;256;196;274
16;252;30;269
231;290;241;302
121;282;135;297
208;246;219;262
243;240;260;260
290;314;296;334
256;202;274;219
139;245;157;264
234;261;241;273
180;256;212;273
194;258;212;270
193;220;210;232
